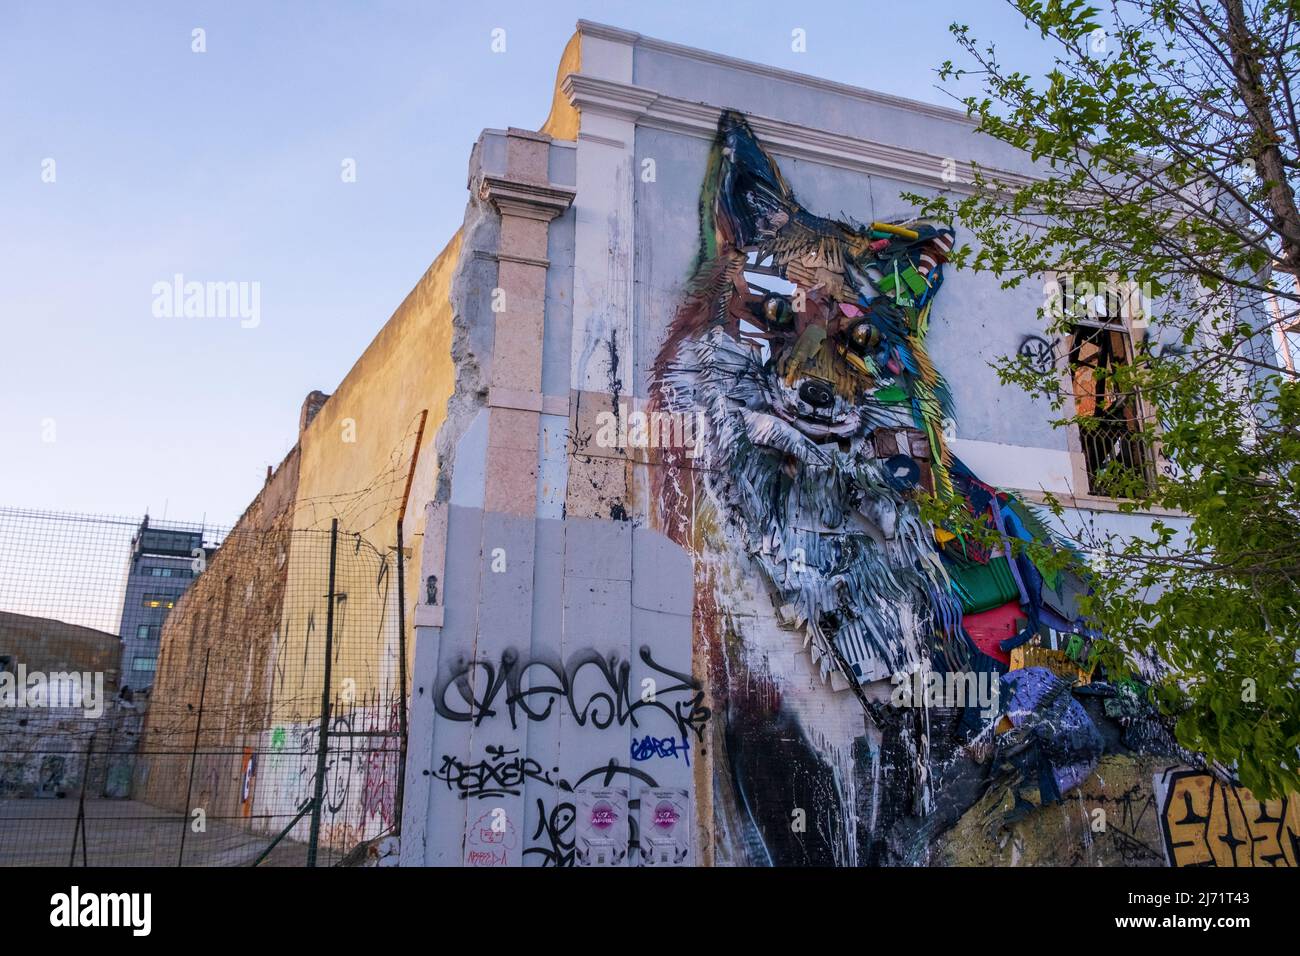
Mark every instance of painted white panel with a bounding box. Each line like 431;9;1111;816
949;438;1075;495
579;32;634;83
571;113;635;394
449;409;489;509
537;413;569;519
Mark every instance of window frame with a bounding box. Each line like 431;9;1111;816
1051;273;1163;502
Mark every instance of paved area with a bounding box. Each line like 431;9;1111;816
0;798;336;866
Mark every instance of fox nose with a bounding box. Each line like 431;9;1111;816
798;379;835;408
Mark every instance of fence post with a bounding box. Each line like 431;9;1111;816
307;518;339;867
395;518;409;833
178;648;210;867
69;731;95;866
391;409;424;842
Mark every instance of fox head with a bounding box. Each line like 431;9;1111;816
660;110;956;483
653;110;966;684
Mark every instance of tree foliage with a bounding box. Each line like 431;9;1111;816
913;0;1300;796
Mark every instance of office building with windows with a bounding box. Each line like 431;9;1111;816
116;517;213;690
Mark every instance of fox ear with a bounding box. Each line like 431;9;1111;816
709;110;795;250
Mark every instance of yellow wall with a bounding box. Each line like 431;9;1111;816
292;230;462;539
539;31;581;141
272;230;463;721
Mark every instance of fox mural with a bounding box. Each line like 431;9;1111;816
649;111;1122;865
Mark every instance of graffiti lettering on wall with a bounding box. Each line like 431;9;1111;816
254;698;401;850
631;734;690;764
357;702;400;825
432;745;689;866
1155;767;1300;867
527;797;575;867
1089;781;1164;866
434;747;661;801
434;645;710;742
433;745;555;800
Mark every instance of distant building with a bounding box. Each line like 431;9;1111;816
0;610;129;799
116;517;213;690
0;609;121;695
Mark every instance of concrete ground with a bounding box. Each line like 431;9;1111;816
0;798;341;867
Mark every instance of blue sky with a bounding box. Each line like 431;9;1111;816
0;1;1048;527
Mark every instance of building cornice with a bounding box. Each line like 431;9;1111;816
575;19;979;129
561;73;1038;193
477;175;577;221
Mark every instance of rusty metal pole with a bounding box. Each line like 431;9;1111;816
307;519;339;866
70;731;95;866
395;519;409;832
392;410;425;838
178;648;210;867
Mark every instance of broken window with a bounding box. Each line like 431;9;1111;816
1067;290;1155;497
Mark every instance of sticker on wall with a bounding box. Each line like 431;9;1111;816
239;747;257;818
638;788;691;866
575;787;628;867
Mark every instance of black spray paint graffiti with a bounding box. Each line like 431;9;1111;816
433;746;660;801
434;645;710;743
295;704;400;825
1018;335;1058;373
526;791;652;868
433;745;555;800
526;798;576;867
433;748;664;867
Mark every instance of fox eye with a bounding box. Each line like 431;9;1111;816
848;321;880;351
761;294;793;327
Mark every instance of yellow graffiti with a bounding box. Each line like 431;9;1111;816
1158;769;1300;867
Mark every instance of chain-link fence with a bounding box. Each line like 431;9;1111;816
0;508;407;866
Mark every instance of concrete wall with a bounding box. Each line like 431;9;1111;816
134;217;466;850
0;704;142;800
134;443;300;827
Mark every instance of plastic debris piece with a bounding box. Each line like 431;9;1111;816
870;221;921;240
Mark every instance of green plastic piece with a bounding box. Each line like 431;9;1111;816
874;384;908;404
900;265;928;296
947;555;1021;614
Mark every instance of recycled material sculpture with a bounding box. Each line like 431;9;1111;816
651;111;1120;864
